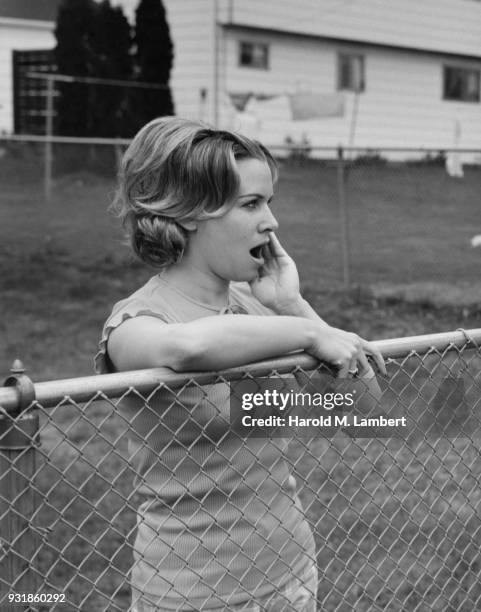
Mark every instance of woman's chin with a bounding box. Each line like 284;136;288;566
243;266;261;282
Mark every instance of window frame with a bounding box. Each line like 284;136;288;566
337;52;365;92
238;41;270;70
443;64;480;103
12;49;57;134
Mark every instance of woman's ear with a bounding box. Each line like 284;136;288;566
178;220;197;231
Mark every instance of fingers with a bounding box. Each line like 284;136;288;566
261;241;275;263
327;328;386;377
360;340;387;376
337;346;362;379
356;350;371;376
268;232;289;257
330;335;361;379
336;356;363;379
328;332;384;379
261;232;293;271
336;362;351;378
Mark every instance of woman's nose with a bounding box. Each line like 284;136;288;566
259;206;279;232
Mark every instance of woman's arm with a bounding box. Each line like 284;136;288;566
276;295;329;327
107;313;365;373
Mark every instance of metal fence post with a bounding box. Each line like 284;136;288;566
0;361;39;611
44;76;54;203
337;145;351;288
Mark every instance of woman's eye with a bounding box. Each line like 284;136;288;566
244;200;259;209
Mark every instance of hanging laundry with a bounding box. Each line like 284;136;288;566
288;92;345;120
446;119;464;178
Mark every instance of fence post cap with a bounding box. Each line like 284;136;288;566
3;360;36;414
10;359;25;374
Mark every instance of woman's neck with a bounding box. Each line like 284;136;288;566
160;263;230;310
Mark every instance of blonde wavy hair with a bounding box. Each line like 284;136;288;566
113;116;278;267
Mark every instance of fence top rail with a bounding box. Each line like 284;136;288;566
2;134;481;154
27;71;169;90
0;329;479;414
0;133;132;146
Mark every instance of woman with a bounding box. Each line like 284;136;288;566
95;117;385;611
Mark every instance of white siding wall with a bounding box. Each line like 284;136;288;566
222;29;481;159
162;0;216;122
222;0;481;60
0;19;55;133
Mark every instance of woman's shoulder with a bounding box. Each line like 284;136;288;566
107;274;184;325
95;275;175;374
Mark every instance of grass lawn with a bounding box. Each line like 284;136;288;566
2;151;481;380
1;147;481;610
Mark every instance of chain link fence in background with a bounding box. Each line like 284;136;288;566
2;134;480;199
1;329;480;611
1;136;480;291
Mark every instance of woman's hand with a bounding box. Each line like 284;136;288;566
307;326;386;378
248;233;386;377
249;232;302;312
327;327;386;377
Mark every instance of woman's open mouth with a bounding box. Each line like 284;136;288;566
249;245;265;263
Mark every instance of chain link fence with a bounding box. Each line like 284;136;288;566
1;329;480;611
1;136;480;292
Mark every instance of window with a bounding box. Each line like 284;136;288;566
13;49;57;134
239;41;269;69
443;66;480;102
338;53;365;92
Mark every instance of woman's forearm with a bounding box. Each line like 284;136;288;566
274;296;330;328
178;314;318;371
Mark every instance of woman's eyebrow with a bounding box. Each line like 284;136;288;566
238;192;274;200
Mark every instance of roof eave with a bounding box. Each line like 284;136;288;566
220;22;481;62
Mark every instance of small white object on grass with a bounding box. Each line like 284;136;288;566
470;235;481;247
445;152;464;178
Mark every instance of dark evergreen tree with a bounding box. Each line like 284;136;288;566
90;0;132;136
54;0;174;137
55;0;133;137
54;0;97;135
132;0;174;129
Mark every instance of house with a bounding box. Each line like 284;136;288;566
156;0;481;160
2;0;481;161
0;0;61;134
